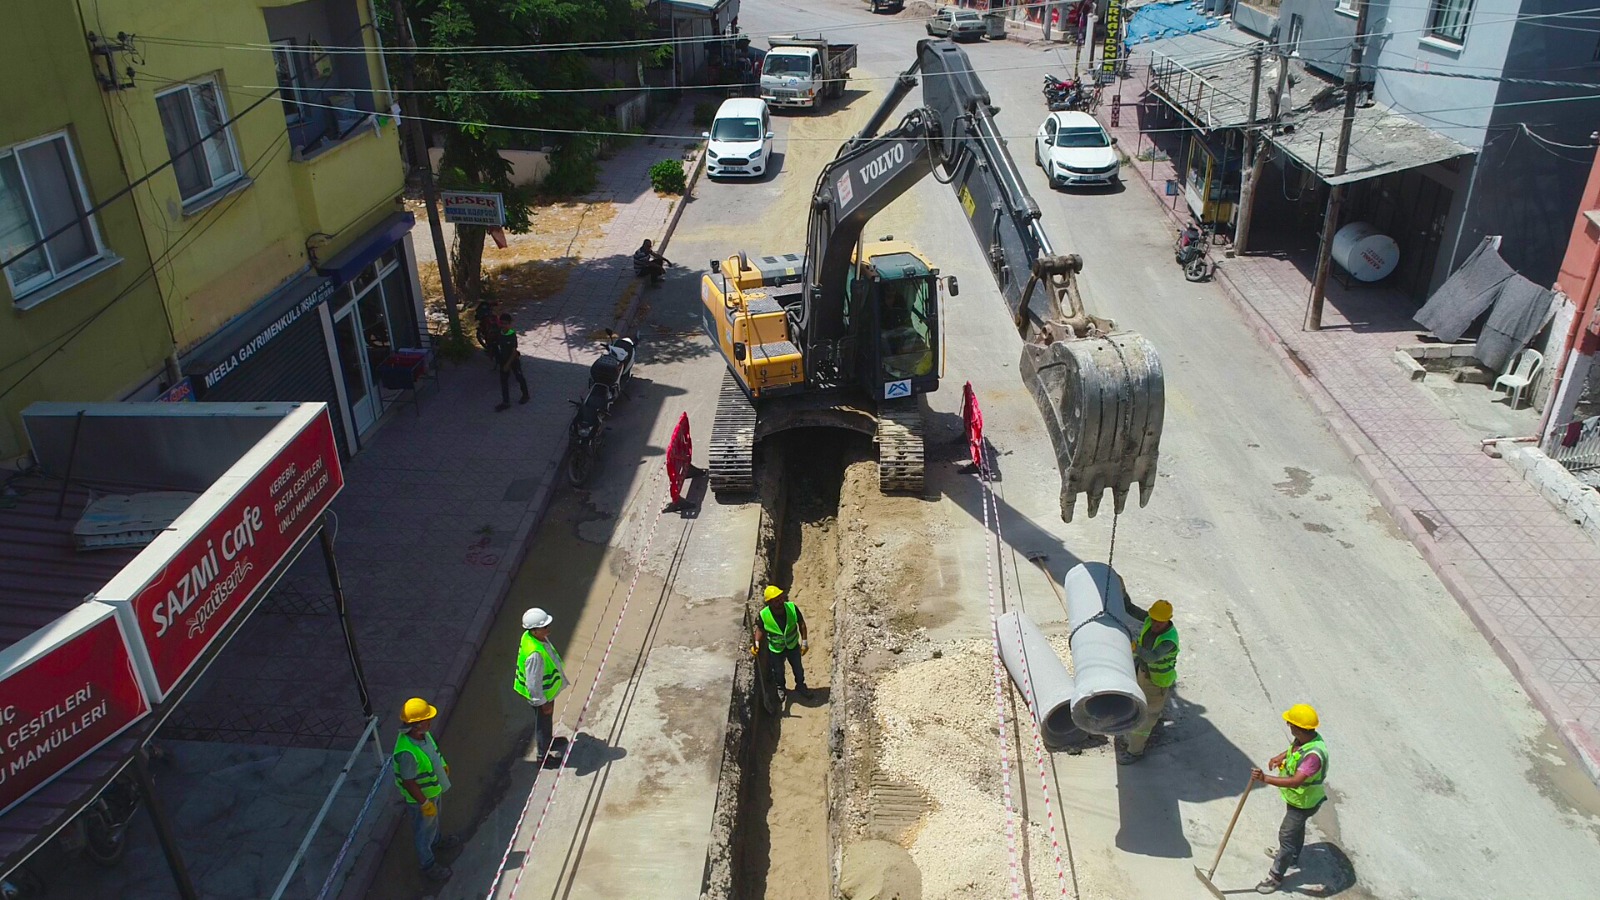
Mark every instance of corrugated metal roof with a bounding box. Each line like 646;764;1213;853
1134;24;1262;131
1268;92;1475;186
0;477;141;653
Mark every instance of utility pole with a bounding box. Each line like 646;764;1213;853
1305;0;1370;331
1233;43;1266;252
388;0;463;336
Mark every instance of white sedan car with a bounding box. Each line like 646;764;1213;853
1034;111;1120;188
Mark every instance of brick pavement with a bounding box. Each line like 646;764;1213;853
161;102;705;897
1102;64;1600;782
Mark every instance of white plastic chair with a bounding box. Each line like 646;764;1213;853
1493;348;1543;409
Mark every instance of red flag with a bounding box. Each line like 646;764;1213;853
960;382;985;473
666;412;694;504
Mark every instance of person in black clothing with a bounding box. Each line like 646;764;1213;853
493;313;529;411
633;239;668;283
473;300;500;366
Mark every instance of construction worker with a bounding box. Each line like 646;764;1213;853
1250;704;1331;894
515;608;566;769
393;697;459;882
1119;598;1178;764
493;312;530;412
750;585;814;700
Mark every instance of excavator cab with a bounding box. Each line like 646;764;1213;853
851;241;942;401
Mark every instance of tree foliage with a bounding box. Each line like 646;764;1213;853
398;0;646;305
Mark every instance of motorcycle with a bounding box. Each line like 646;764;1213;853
566;331;638;487
1043;74;1088;112
1174;221;1217;282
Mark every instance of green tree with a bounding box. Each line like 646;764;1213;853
399;0;646;307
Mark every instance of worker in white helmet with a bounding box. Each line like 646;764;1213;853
515;608;567;770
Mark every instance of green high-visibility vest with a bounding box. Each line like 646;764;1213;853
759;601;800;653
1279;737;1330;809
514;632;564;702
1137;619;1180;688
393;732;446;803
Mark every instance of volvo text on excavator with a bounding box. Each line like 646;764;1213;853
700;39;1164;522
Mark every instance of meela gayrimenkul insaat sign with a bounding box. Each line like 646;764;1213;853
0;608;151;815
202;280;336;390
116;408;345;699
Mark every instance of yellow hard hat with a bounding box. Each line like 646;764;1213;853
763;585;785;601
1282;703;1320;731
1149;600;1173;622
401;697;438;724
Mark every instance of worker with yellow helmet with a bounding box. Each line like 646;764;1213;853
1119;598;1178;764
1250;703;1331;894
750;585;815;701
393;697;460;882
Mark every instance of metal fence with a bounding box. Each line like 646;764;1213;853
1550;416;1600;480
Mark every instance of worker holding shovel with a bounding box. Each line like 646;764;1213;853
1250;704;1331;894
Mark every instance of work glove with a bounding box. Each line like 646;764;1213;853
801;640;810;655
420;800;438;818
749;645;758;658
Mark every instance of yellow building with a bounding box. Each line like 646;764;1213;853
2;0;422;459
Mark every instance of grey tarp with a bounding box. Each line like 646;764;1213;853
1477;275;1555;372
1414;238;1512;342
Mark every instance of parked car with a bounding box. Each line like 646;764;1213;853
1034;111;1120;188
704;97;775;179
926;7;986;41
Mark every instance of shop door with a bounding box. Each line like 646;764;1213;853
332;301;378;434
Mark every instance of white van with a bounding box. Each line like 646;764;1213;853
703;98;774;179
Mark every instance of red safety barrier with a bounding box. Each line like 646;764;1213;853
666;412;694;505
960;382;985;473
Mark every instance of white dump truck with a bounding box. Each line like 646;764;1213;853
760;36;858;110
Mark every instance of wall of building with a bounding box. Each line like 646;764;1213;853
89;0;404;352
1554;151;1600;305
0;1;174;457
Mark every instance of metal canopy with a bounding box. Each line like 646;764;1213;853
1137;26;1261;132
1267;95;1474;186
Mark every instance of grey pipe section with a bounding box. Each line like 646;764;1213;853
1063;562;1146;735
996;611;1086;747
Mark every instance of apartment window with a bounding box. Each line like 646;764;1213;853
156;78;242;205
273;41;308;126
1336;0;1358;14
1287;14;1304;55
0;133;104;298
1426;0;1474;44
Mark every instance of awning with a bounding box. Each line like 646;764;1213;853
1126;0;1225;46
316;211;415;287
1136;24;1263;131
1267;94;1474;186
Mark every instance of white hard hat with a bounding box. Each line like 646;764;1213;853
522;608;553;630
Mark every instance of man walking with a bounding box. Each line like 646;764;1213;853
1119;598;1178;764
1251;704;1331;894
515;608;566;769
393;697;459;882
751;585;814;700
494;312;529;412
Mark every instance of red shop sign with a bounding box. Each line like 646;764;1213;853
0;608;150;816
121;409;344;698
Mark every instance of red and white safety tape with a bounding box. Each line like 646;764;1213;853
483;469;670;900
981;440;1077;900
977;450;1026;900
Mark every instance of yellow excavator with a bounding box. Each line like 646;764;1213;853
700;40;1164;522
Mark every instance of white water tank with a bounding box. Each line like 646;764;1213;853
1332;222;1400;282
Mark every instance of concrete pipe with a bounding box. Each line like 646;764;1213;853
996;611;1087;747
1062;562;1146;735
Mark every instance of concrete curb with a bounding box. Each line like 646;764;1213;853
1115;130;1600;780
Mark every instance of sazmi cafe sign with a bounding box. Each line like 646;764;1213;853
98;406;345;700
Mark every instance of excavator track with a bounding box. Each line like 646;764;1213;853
875;400;924;494
710;370;757;495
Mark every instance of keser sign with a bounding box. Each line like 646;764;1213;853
0;609;150;816
122;409;344;698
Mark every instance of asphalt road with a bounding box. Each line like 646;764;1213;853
690;1;1600;898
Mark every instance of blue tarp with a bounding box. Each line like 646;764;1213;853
1125;1;1221;46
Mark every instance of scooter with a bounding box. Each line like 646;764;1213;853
566;331;638;487
1174;221;1216;282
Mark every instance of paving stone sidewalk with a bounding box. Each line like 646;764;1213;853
152;103;704;898
1102;66;1600;782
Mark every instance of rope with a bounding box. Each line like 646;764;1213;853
982;444;1078;900
978;445;1026;900
483;468;669;900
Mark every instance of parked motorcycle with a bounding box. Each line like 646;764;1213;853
1174;221;1217;282
0;867;44;900
566;330;639;487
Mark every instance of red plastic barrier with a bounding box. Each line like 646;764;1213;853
666;412;694;504
960;382;985;473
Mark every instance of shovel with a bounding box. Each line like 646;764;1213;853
1195;775;1258;899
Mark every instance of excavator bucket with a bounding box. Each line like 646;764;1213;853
1020;332;1164;522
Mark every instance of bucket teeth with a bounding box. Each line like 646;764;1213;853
1020;331;1165;523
